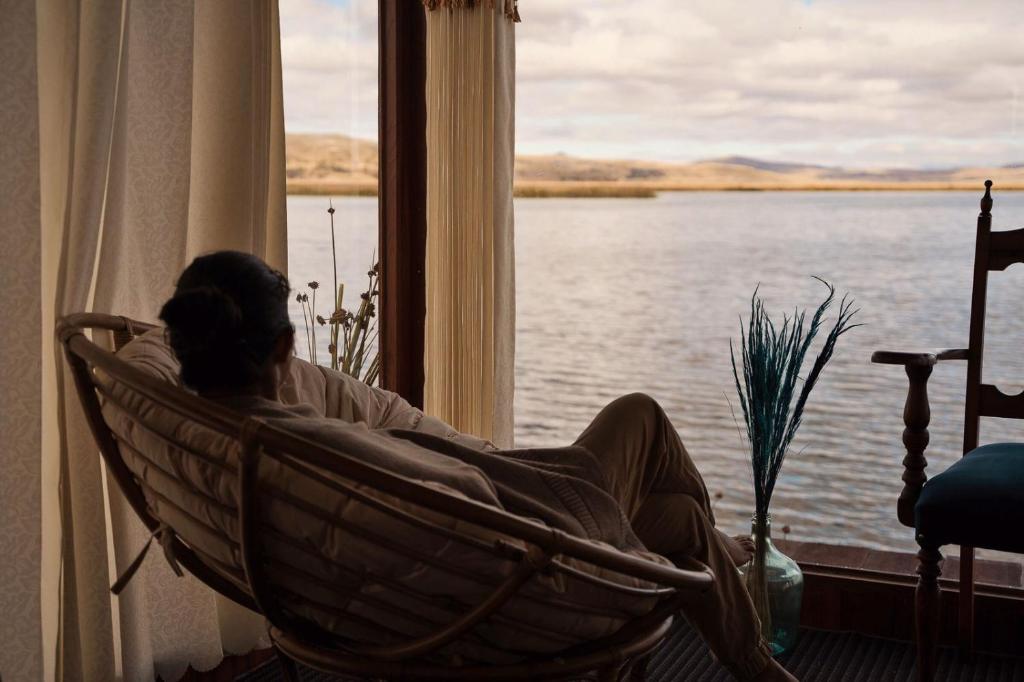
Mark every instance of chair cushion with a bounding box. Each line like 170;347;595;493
915;442;1024;553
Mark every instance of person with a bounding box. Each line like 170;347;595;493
157;250;798;682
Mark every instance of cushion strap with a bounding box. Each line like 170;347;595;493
110;522;183;594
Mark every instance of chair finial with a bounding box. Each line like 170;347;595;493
981;180;993;215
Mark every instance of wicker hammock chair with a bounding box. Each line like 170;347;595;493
57;313;714;681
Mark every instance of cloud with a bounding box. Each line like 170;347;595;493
279;0;378;139
281;0;1024;167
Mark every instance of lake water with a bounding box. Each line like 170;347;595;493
287;191;1024;558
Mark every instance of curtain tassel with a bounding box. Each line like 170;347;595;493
423;0;521;22
110;523;184;595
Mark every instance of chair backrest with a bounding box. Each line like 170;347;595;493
57;313;713;665
963;180;1024;455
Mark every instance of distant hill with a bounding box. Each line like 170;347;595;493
285;133;1024;197
286;133;379;195
707;156;828;173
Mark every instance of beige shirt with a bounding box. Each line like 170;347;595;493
278;351;498;453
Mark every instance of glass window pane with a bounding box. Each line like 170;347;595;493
514;2;1024;561
280;0;379;370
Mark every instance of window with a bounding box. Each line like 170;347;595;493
514;1;1024;557
279;1;1024;560
281;0;379;370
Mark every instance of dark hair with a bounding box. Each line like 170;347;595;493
159;251;292;393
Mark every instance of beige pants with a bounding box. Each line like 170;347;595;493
573;393;773;681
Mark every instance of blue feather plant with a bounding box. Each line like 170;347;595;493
730;278;859;641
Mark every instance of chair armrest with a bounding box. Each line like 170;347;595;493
870;347;967;527
871;348;968;366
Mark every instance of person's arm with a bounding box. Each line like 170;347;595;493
311;363;497;450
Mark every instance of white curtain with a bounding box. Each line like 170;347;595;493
1;0;287;679
423;0;518;448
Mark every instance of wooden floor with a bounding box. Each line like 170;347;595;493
230;624;1024;682
175;649;276;682
646;622;1024;682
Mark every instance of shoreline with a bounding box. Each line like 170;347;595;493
287;180;1024;199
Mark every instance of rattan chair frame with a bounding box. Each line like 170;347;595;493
57;312;714;681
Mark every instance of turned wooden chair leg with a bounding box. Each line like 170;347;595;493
275;645;301;682
959;545;975;659
916;544;942;682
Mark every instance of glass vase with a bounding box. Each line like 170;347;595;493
737;514;803;656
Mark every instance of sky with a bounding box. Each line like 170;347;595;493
280;0;1024;168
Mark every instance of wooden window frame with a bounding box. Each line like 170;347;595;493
378;0;427;407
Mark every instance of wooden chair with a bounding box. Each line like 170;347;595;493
872;181;1024;681
57;312;715;681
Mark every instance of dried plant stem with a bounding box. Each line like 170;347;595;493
730;279;859;522
299;297;314;362
746;513;773;642
331;282;344;370
302;201;381;385
309;289;317;365
730;279;859;644
329;199;338;301
364;353;381;386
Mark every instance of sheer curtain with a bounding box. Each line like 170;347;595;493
422;0;519;448
1;0;287;679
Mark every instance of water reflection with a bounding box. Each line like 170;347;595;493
288;191;1024;558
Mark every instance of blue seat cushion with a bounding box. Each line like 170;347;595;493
915;442;1024;553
